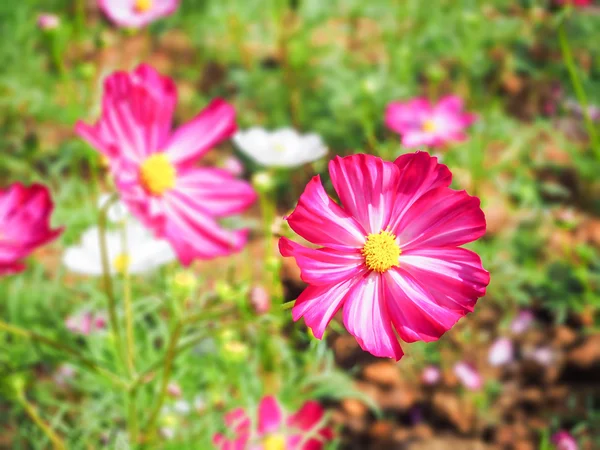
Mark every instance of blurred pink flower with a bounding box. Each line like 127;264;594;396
37;13;60;30
488;337;514;367
385;96;476;148
99;0;179;29
167;382;182;398
65;311;107;335
280;152;489;360
454;362;483;390
213;396;333;450
552;431;578;450
0;183;63;276
250;285;271;315
75;65;256;264
510;310;534;334
421;365;441;385
222;156;245;176
529;347;555;367
53;364;76;386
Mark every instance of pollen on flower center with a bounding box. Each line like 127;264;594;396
422;119;436;133
263;434;286;450
362;230;401;273
134;0;153;12
140;154;176;196
112;253;130;273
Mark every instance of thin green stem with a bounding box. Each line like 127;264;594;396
16;393;66;450
98;194;124;366
127;387;139;446
120;221;135;376
0;320;127;388
558;22;600;158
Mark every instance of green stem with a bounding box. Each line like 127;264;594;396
120;221;135;376
98;194;124;366
127;387;139;446
0;320;126;388
281;299;295;310
558;22;600;158
16;392;66;450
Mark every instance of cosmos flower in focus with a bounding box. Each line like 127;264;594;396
75;64;256;264
99;0;180;29
213;396;333;450
0;183;63;276
63;221;175;276
488;337;514;367
280;152;489;360
37;13;60;30
454;362;483;391
234;127;328;168
65;311;107;335
385;96;476;148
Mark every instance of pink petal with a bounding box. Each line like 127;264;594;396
394;187;486;250
383;268;464;343
176;168;256;217
258;396;283;435
328;154;399;233
385;98;432;135
399;247;489;314
165;98;237;168
342;273;404;360
99;0;180;28
292;275;364;339
287;401;325;431
286;175;366;250
279;237;365;285
435;95;464;113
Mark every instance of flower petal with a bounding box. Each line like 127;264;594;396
279;237;365;285
258;396;283;435
329;154;399;233
342;273;404;360
286;175;366;250
165;98;236;167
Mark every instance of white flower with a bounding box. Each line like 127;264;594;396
63;221;175;276
233;127;327;168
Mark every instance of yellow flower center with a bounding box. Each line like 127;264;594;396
422;119;436;133
263;435;286;450
134;0;153;12
273;142;286;152
362;230;400;273
140;154;176;196
112;253;130;274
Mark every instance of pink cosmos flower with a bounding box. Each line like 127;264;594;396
65;311;107;335
488;337;514;367
385;96;476;148
279;152;489;360
75;65;256;264
421;365;441;386
0;183;63;276
99;0;179;29
552;431;578;450
37;13;60;30
213;396;333;450
454;362;483;391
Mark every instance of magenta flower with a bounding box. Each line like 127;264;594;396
421;365;442;386
213;396;333;450
76;65;256;264
385;96;476;148
99;0;179;29
279;152;489;360
0;183;63;276
488;337;514;367
65;311;107;336
552;431;578;450
37;13;60;31
454;362;483;391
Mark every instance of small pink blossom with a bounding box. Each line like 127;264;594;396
213;396;333;450
488;337;514;367
0;183;63;276
250;285;271;315
454;362;483;391
552;431;578;450
279;152;489;360
76;64;256;264
53;364;76;386
528;347;555;367
385;96;476;148
510;310;534;335
167;382;182;398
65;311;107;336
99;0;180;29
37;13;60;30
421;365;441;385
222;156;245;176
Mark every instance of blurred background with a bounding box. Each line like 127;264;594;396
1;0;600;449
